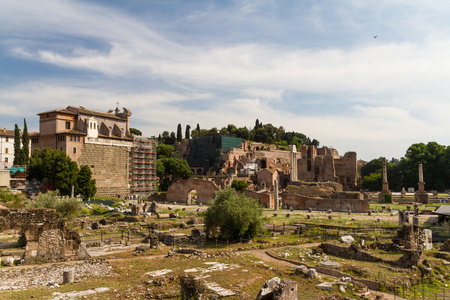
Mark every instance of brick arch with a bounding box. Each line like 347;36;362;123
166;178;219;205
0;207;89;264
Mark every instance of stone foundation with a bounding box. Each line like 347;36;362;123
0;208;89;264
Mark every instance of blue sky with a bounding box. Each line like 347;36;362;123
2;0;450;161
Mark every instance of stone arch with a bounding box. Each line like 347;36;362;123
166;178;219;205
187;189;197;205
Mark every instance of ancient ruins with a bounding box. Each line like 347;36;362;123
0;206;88;264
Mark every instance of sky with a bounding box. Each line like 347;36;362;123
1;0;450;161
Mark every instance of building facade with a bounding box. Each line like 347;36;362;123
31;106;156;197
0;128;15;170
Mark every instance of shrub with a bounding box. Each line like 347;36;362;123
30;190;80;220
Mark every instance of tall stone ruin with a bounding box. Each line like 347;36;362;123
415;164;429;204
378;157;392;203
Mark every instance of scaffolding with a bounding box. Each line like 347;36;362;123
130;138;157;196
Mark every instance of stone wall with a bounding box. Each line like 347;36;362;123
0;207;88;264
242;190;273;208
77;143;131;197
282;194;369;212
166;178;219;204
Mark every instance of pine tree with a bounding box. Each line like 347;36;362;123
13;124;23;165
185;125;191;140
22;119;29;164
176;124;182;142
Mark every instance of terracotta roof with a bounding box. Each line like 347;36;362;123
37;108;77;116
67;106;125;121
0;128;15;137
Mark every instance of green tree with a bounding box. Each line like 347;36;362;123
196;123;200;132
170;131;176;144
231;179;248;191
157;144;174;159
156;157;193;191
185;125;191;140
177;123;182;142
22;119;29;164
76;165;97;199
13;124;23;165
361;173;382;191
27;148;79;196
191;129;199;139
204;188;263;240
130;128;142;136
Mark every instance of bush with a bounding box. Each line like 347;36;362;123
384;193;392;203
30;190;80;220
0;189;20;203
204;188;263;240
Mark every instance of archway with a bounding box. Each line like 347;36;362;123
187;189;197;205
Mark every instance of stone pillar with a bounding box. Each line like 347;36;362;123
382;157;389;191
274;180;279;211
415;164;429;204
290;145;297;183
378;157;392;203
63;269;74;284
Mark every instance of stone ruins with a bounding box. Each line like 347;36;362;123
0;206;89;264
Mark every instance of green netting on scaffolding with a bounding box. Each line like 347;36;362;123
187;135;242;174
9;168;25;175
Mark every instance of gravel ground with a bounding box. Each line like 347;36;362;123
0;259;116;291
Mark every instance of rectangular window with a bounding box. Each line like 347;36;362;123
70;135;73;141
5;137;8;142
77;136;80;142
66;122;70;129
73;147;76;154
5;157;8;163
5;148;8;154
90;123;92;129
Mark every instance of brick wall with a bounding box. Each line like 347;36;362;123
77;144;130;197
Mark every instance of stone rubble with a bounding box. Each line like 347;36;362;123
0;260;116;291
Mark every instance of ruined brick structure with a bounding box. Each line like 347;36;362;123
296;145;358;189
0;207;88;264
282;192;369;213
166;178;219;204
31;106;156;197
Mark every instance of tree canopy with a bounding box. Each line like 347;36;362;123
157;119;318;150
204;188;263;240
157;144;174;159
27;148;96;196
360;142;450;191
130;128;142;136
156;157;193;191
231;179;248;191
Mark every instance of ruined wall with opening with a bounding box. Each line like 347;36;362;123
166;178;219;204
0;207;88;264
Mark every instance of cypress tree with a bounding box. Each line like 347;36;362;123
196;123;200;132
176;124;182;142
22;119;29;164
13;124;23;165
185;125;191;140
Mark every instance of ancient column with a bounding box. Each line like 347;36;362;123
274;179;279;210
290;145;297;183
382;158;389;191
415;163;429;204
378;157;392;203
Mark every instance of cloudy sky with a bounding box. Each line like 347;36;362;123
1;0;450;161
